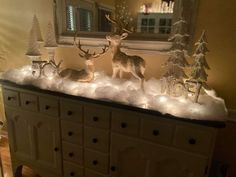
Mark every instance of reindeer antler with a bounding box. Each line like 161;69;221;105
76;40;108;59
77;40;90;57
105;14;133;34
92;45;109;58
49;59;63;69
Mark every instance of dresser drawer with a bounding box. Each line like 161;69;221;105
39;96;59;117
3;89;20;107
111;111;140;137
173;125;215;155
60;99;83;123
84;105;110;129
63;161;83;177
84;149;109;174
63;142;83;165
141;118;174;145
61;120;83;145
85;169;108;177
84;126;109;153
20;92;38;112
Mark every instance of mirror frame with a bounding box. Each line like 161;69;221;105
54;0;199;52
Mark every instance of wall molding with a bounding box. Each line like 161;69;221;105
58;36;172;54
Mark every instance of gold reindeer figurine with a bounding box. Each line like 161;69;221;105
105;14;146;90
59;40;108;82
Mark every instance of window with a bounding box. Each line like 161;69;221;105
78;8;93;31
159;18;172;34
98;8;112;32
66;5;76;31
137;13;172;34
140;18;156;33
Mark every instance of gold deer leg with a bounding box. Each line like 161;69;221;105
131;70;145;91
119;70;123;78
112;67;119;78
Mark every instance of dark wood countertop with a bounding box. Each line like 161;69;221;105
0;79;226;128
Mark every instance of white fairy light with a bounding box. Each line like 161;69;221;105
139;0;174;13
2;65;228;121
179;97;187;103
158;95;168;103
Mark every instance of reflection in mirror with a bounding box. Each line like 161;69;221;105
64;0;175;35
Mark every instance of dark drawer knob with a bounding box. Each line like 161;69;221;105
54;147;59;152
111;166;116;172
153;130;159;136
188;138;197;145
93;116;99;122
68;131;73;136
92;138;98;143
67;111;73;116
69;152;74;157
70;172;75;176
92;160;98;165
25;101;30;105
121;122;127;128
45;105;50;110
7;96;14;101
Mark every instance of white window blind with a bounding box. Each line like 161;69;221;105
66;5;76;31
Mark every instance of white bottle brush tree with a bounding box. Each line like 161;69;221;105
162;15;189;96
44;22;58;48
44;22;58;62
26;15;43;58
189;30;210;103
26;27;41;58
32;15;44;42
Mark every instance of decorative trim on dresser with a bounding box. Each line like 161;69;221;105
1;80;225;177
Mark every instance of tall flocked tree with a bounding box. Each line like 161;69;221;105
26;15;43;60
32;15;44;42
162;15;189;96
44;22;58;61
44;22;58;48
26;28;41;58
189;30;210;103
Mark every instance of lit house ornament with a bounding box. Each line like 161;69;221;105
140;0;175;14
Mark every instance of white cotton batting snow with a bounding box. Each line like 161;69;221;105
1;65;228;121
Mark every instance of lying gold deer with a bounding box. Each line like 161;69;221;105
59;40;108;82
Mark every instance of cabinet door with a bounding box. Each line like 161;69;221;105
29;112;62;174
110;133;208;177
5;107;33;162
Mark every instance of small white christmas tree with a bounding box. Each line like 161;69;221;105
189;30;210;103
44;22;58;61
26;28;41;57
162;15;189;96
44;22;58;48
32;15;43;42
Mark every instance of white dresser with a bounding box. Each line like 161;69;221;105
1;81;225;177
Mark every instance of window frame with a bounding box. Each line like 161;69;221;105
55;0;199;52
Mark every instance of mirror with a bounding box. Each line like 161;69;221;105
56;0;199;42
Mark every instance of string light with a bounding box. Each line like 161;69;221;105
2;65;227;121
